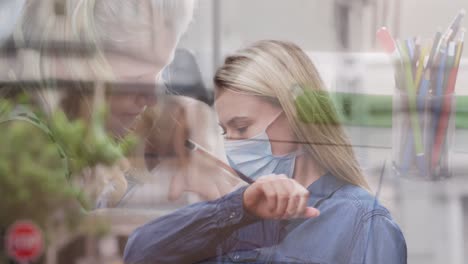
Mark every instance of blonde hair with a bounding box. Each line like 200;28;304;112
214;40;370;190
8;0;195;208
14;0;194;115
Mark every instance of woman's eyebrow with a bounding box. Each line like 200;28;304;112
227;116;250;127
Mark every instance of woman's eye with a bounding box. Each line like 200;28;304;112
237;127;248;134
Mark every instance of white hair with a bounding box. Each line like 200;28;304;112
13;0;194;112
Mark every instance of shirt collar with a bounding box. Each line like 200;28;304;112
279;172;349;235
306;172;347;204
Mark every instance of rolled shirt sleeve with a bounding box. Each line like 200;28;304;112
123;186;258;264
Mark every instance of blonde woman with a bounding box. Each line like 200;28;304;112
10;0;195;208
15;0;194;135
124;40;407;264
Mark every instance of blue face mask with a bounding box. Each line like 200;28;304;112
224;111;302;180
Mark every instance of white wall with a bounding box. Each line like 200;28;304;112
182;0;468;90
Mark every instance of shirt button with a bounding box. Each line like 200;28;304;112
229;212;236;219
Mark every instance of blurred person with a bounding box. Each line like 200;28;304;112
11;0;242;212
7;0;196;209
124;40;407;264
117;95;245;209
3;0;230;262
15;0;194;136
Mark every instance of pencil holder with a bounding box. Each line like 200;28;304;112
392;90;456;180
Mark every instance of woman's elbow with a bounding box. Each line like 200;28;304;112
123;228;146;264
123;227;173;264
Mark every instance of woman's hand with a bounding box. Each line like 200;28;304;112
243;175;320;219
136;96;245;202
74;159;129;209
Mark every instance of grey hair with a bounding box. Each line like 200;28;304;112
12;0;194;113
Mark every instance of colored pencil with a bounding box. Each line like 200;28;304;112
396;40;426;175
400;47;429;174
379;10;465;179
432;30;465;169
443;9;466;42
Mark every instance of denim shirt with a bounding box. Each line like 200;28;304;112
124;173;407;264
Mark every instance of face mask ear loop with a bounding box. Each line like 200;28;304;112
265;110;285;130
262;110;285;147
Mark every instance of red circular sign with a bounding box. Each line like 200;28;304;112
5;220;44;263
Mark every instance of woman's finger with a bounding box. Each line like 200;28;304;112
303;207;320;218
283;191;301;219
271;180;290;218
294;189;309;218
282;180;309;218
260;182;278;213
278;179;296;218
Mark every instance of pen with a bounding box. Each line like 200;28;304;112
400;31;440;175
376;28;415;173
432;30;465;169
443;9;466;42
400;47;429;174
406;38;415;61
412;37;422;77
397;40;427;176
184;139;255;184
432;43;450;125
443;42;457;94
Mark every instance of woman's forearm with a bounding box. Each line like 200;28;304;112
123;186;258;264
